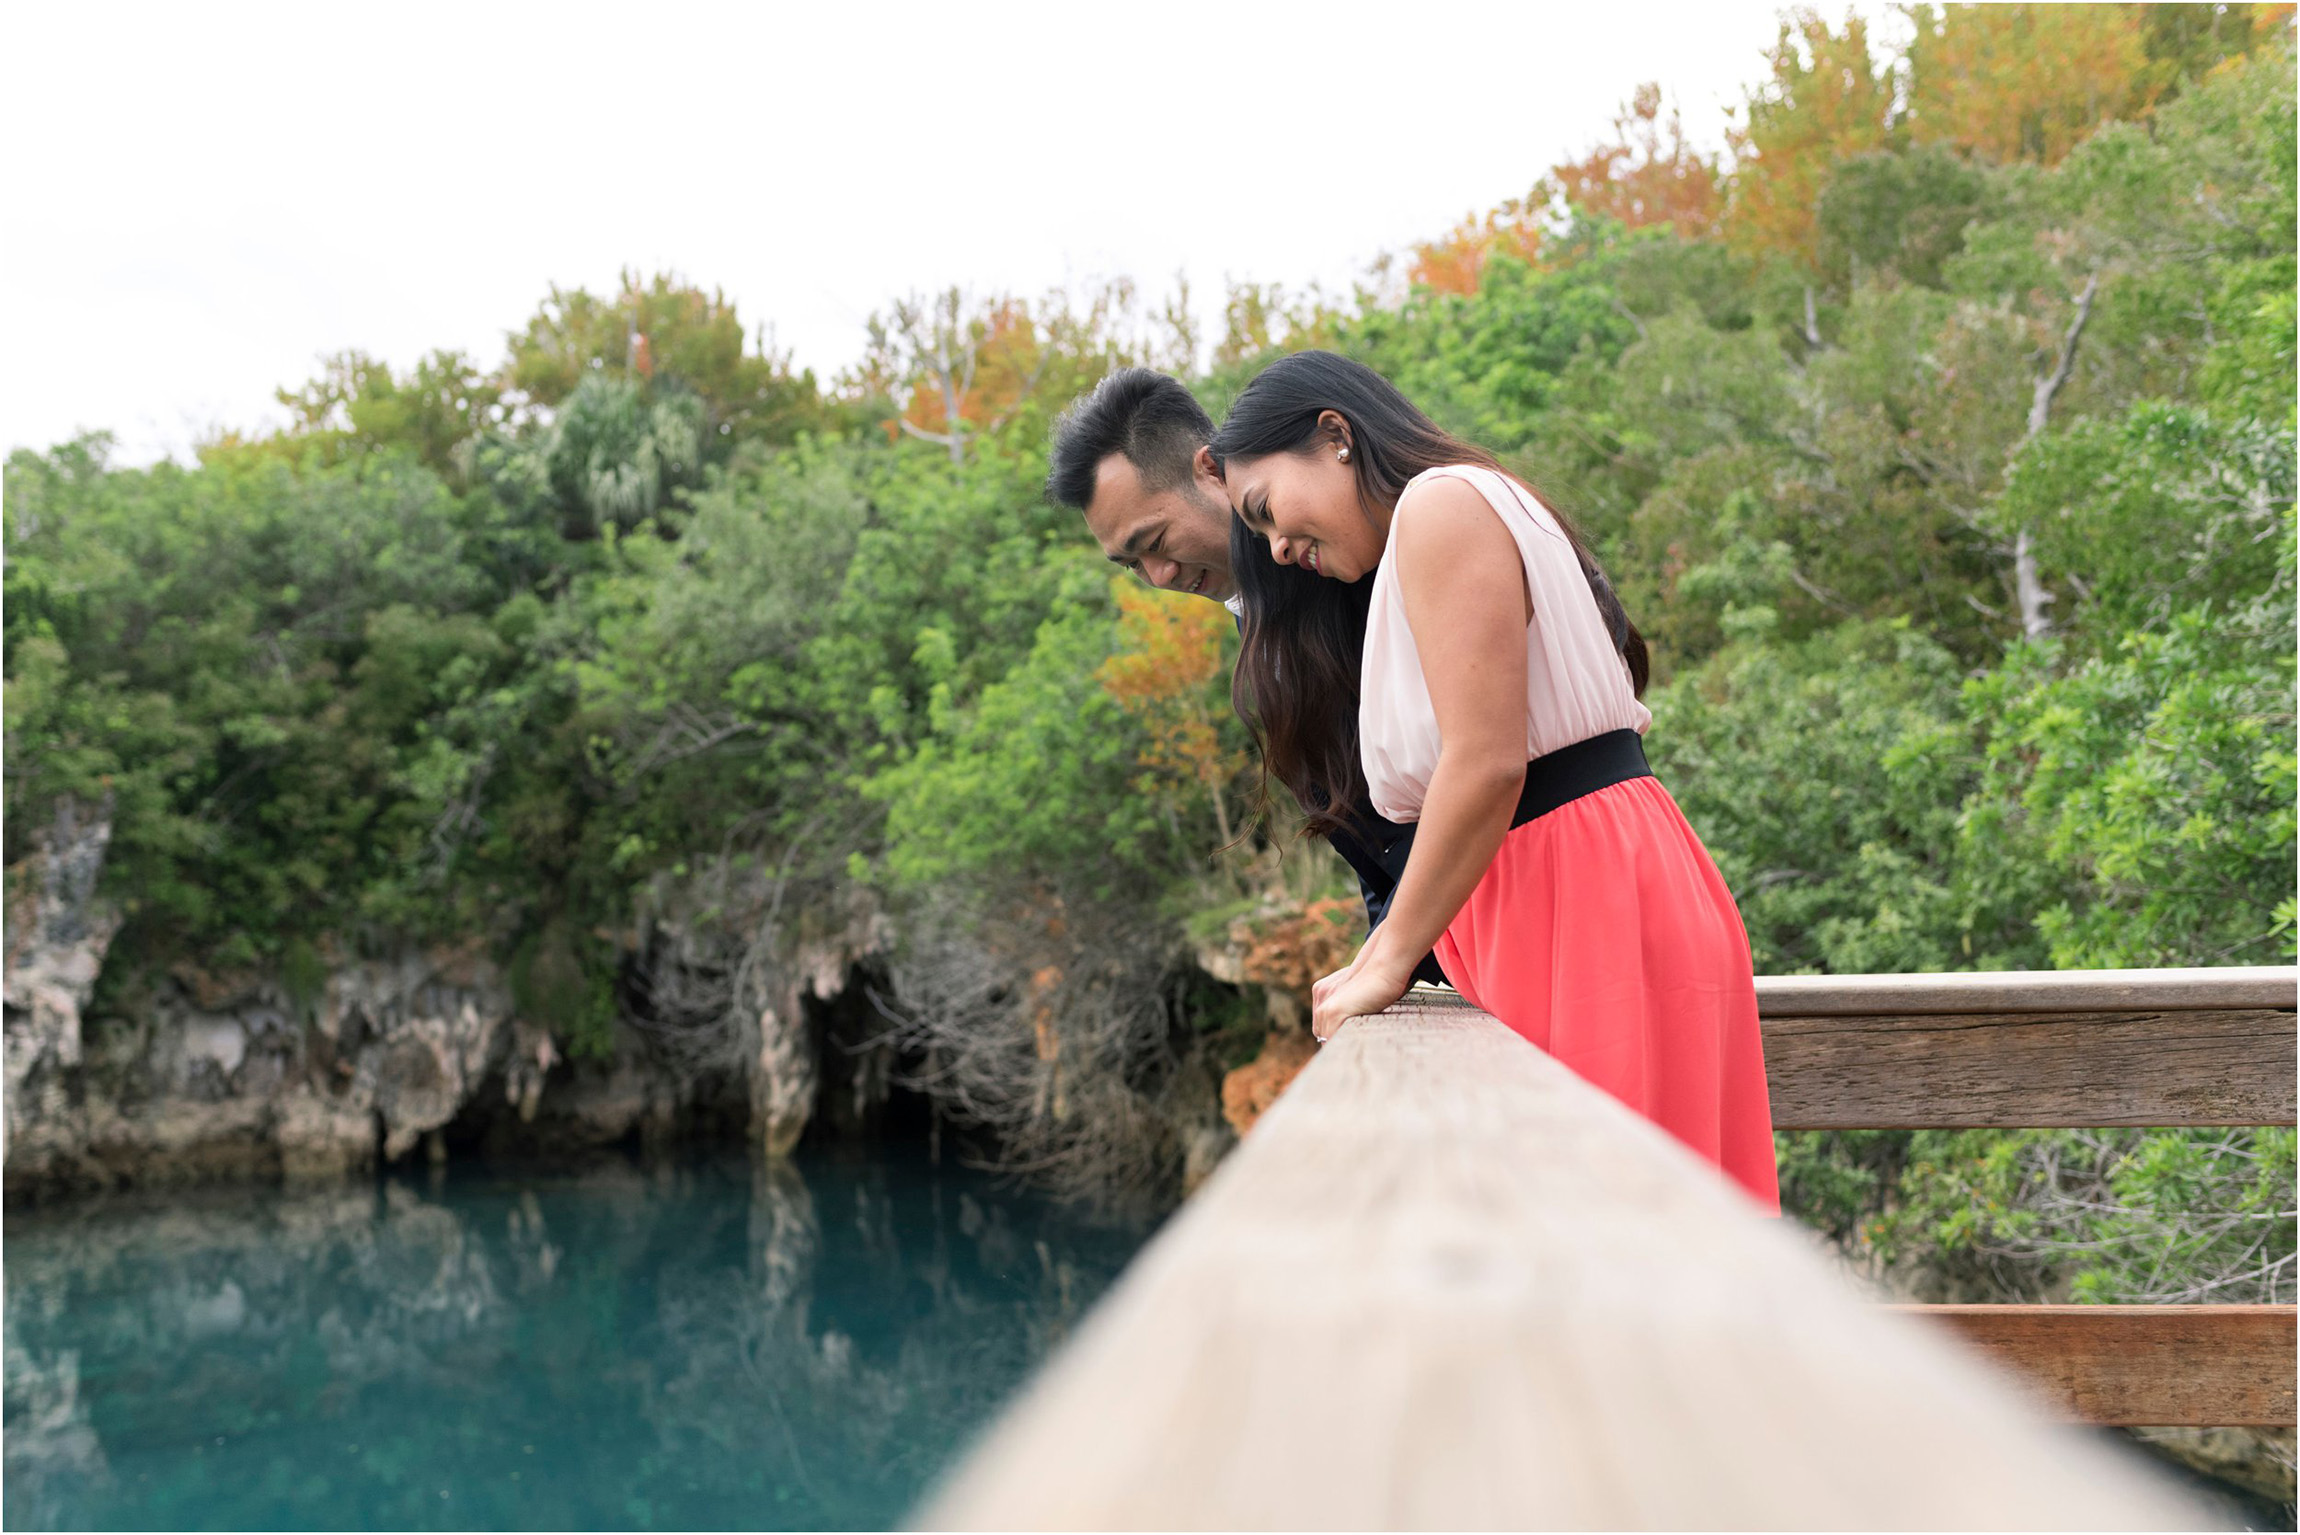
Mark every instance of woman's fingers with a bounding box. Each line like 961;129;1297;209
1312;965;1410;1043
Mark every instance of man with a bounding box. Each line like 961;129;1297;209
1046;366;1238;607
1048;367;1447;988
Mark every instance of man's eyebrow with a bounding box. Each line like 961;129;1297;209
1111;525;1154;562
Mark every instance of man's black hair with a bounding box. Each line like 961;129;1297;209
1046;367;1214;510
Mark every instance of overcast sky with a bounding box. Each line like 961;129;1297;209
3;1;1899;465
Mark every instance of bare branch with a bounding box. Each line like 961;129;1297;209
1611;297;1649;343
2011;270;2102;639
2024;270;2100;444
895;417;959;449
1786;565;1858;616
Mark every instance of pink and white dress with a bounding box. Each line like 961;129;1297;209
1362;464;1780;1211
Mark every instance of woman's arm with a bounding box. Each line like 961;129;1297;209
1311;477;1532;1039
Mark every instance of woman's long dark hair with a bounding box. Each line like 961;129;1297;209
1212;349;1647;839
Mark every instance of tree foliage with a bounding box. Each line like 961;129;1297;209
4;16;2292;1261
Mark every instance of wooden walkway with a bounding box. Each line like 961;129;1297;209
924;967;2295;1529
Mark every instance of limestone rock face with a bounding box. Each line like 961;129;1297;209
746;887;894;1159
0;804;598;1196
3;812;895;1199
4;928;525;1199
327;955;513;1161
523;1022;690;1152
503;1022;558;1124
2;791;897;1196
4;800;124;1169
272;1087;375;1183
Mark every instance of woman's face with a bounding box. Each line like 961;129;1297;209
1224;428;1387;582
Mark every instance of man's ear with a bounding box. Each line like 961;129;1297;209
1194;443;1223;487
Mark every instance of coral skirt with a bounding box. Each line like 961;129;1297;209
1431;775;1781;1212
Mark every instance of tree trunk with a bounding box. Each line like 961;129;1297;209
2013;527;2055;640
2011;271;2101;640
941;372;966;464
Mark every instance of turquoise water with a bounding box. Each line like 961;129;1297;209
3;1148;1148;1531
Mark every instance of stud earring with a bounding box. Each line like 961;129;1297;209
1337;447;1351;463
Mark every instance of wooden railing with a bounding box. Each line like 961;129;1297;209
1757;966;2296;1129
922;968;2294;1529
1759;964;2296;1430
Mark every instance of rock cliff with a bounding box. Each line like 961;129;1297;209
2;805;896;1202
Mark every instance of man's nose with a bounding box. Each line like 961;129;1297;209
1144;556;1183;589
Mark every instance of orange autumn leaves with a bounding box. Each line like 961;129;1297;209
1725;12;1895;266
1095;580;1244;843
1900;3;2290;166
1410;208;1547;298
1727;5;2191;263
1411;81;1721;295
892;298;1042;443
1552;82;1724;241
1414;3;2295;289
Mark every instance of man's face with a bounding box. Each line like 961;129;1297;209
1081;447;1236;603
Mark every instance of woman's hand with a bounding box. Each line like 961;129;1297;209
1310;952;1413;1043
1308;949;1359;1023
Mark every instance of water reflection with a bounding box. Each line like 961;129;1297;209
3;1148;1146;1531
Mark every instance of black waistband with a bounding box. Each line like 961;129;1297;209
1374;728;1652;884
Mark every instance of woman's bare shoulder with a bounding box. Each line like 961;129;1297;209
1392;472;1511;557
1390;471;1525;630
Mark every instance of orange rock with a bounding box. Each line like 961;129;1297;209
1220;1029;1319;1138
1234;898;1360;997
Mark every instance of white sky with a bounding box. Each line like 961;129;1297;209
3;1;1898;466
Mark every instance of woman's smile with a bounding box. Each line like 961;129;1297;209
1276;531;1328;576
1225;446;1380;584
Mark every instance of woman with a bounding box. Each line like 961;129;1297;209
1213;351;1778;1210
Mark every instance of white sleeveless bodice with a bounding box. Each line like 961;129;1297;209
1360;464;1651;823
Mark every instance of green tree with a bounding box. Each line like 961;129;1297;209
269;349;505;483
507;270;824;449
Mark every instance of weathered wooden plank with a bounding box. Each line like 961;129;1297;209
1756;966;2297;1016
1406;980;2295;1126
923;1002;2212;1530
1895;1305;2297;1427
1764;1007;2296;1127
